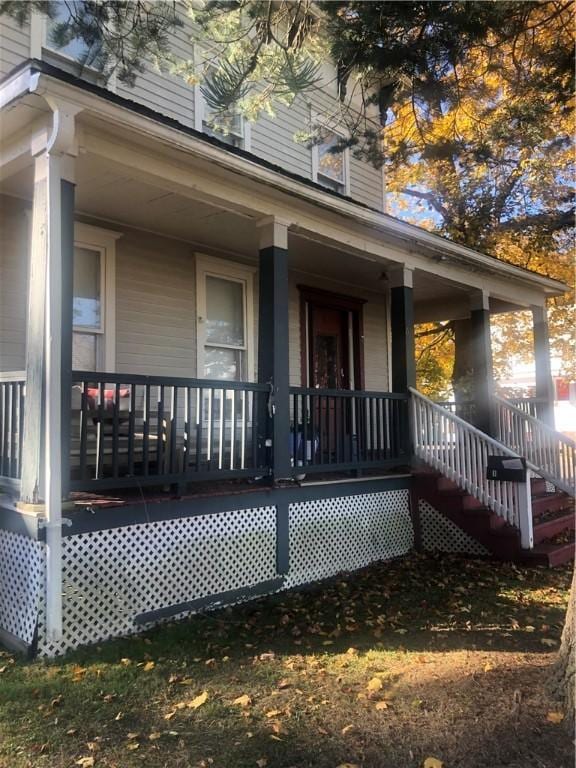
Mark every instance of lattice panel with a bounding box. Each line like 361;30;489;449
37;506;277;657
419;499;489;556
0;529;44;645
286;490;413;589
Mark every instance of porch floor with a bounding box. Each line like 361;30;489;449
68;469;413;510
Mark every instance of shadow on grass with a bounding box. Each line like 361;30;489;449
0;553;571;768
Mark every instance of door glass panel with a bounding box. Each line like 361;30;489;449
315;335;339;389
72;333;97;370
205;276;244;345
74;246;101;329
204;347;241;381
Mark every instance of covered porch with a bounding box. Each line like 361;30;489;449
0;61;571;657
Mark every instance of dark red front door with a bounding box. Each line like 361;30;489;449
309;306;350;390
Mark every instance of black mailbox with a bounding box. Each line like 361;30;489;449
486;455;527;482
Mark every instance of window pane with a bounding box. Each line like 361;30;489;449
74;246;101;328
205;276;244;346
47;1;102;65
318;131;344;183
73;333;97;370
204;347;242;381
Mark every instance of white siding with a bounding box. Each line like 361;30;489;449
114;15;196;130
288;270;389;391
0;14;30;78
115;229;197;377
0;196;28;371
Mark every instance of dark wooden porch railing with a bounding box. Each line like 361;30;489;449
290;388;410;473
70;371;270;490
0;373;25;487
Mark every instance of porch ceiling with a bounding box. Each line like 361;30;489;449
0;151;530;316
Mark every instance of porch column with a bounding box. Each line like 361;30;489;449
19;100;79;642
257;217;291;481
389;267;416;392
531;304;555;427
469;290;496;435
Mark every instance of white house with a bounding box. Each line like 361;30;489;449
0;6;573;657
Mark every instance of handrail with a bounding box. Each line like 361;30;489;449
410;387;533;548
72;370;269;392
495;395;575;497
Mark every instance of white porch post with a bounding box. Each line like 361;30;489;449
19;100;79;641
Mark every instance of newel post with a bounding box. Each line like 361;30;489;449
256;217;291;481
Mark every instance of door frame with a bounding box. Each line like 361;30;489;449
298;285;365;389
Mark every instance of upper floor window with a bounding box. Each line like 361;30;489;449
195;66;251;151
33;1;105;73
312;126;350;196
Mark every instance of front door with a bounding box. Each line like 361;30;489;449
309;305;350;390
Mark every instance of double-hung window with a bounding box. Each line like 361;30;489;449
312;125;350;196
195;66;251;151
34;0;105;71
196;255;255;381
72;224;119;372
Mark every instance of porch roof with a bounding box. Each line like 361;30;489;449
0;58;569;307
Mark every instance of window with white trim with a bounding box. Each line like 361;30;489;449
312;125;350;195
195;68;251;151
40;1;105;70
196;255;255;381
73;224;119;372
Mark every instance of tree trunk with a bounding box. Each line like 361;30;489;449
551;566;575;726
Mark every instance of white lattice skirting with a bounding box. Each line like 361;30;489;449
0;489;413;657
418;499;489;556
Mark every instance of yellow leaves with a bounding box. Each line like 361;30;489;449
233;694;252;707
75;759;94;768
265;709;282;718
546;711;565;724
423;758;444;768
164;710;177;721
374;701;389;711
256;759;268;768
126;742;140;751
142;661;155;672
366;677;383;693
483;662;494;673
71;665;88;682
148;731;162;740
188;691;209;710
341;724;355;735
336;763;360;768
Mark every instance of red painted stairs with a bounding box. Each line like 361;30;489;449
413;470;575;567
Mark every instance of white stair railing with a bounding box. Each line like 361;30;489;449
495;395;575;498
410;388;533;548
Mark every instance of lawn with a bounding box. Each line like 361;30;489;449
0;553;573;768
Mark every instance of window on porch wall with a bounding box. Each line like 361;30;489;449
73;246;103;370
196;255;255;382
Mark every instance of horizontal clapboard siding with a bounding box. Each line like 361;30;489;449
0;196;28;372
115;229;197;377
0;14;30;78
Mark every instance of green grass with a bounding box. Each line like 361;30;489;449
0;553;572;768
